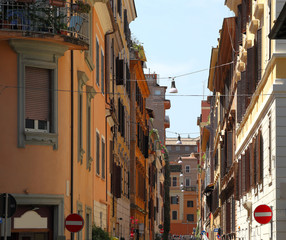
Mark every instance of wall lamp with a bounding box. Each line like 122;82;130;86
177;156;183;164
169;78;178;93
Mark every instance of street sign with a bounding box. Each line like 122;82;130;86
214;228;219;232
0;193;17;218
201;230;206;235
65;214;84;233
254;204;273;224
160;228;164;234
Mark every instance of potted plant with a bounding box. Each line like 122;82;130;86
74;0;91;13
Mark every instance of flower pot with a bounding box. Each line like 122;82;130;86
49;0;66;7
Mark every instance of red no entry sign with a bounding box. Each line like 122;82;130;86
65;214;84;233
254;205;272;224
160;228;164;234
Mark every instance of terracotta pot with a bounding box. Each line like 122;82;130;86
49;0;66;7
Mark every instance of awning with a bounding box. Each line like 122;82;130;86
203;183;214;195
269;2;286;39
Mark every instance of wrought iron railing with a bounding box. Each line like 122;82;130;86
0;0;89;45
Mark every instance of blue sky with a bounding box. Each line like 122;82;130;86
130;0;233;138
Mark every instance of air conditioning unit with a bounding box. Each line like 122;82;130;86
25;119;49;133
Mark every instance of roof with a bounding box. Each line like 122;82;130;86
165;137;199;146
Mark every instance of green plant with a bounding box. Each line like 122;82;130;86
75;0;91;13
92;225;111;240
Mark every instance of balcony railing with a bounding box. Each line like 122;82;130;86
183;186;197;192
0;0;89;47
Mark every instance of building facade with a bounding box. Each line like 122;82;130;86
166;138;198;239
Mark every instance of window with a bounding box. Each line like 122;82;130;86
25;67;51;133
154;90;161;95
85;208;92;240
96;39;100;86
86;86;95;170
185;178;190;187
101;138;105;179
101;50;104;94
172;211;177;220
117;0;122;18
187;214;194;222
187;200;194;207
78;71;89;163
185;146;190;151
172;177;177;186
96;132;100;175
12;40;66;149
171;196;179;204
77;203;83;240
176;146;181;151
185;165;190;173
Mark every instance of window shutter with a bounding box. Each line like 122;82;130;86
242;0;247;33
242;154;246;194
239;159;242;197
101;51;104;93
126;64;131;98
254;137;258;185
237;4;242;45
256;29;262;84
250;142;254;187
241;71;247;117
116;57;124;85
25;67;51;121
96;40;99;85
144;134;149;158
221;146;225;177
258;131;264;184
237;79;243;123
235;17;239;57
235;160;240;200
245;148;250;192
247;47;256;100
114;164;121;198
227;131;233;169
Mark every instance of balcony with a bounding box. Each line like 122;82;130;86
183;186;197;192
0;0;89;50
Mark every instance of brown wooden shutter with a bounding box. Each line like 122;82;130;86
242;154;246;194
227;131;233;169
235;160;240;200
237;4;242;45
254;137;258;185
245;148;250;192
221;146;225;177
25;67;51;121
237;79;243;123
260;131;264;183
242;0;247;33
116;57;124;85
247;47;256;102
114;164;121;198
256;29;262;85
250;142;254;187
241;71;247;117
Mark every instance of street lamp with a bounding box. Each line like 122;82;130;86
169;78;178;93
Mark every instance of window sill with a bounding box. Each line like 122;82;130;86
24;131;58;149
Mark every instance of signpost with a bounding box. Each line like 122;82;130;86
254;204;273;224
0;193;17;240
65;214;84;233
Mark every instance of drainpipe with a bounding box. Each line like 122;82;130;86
71;49;74;240
104;27;116;233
